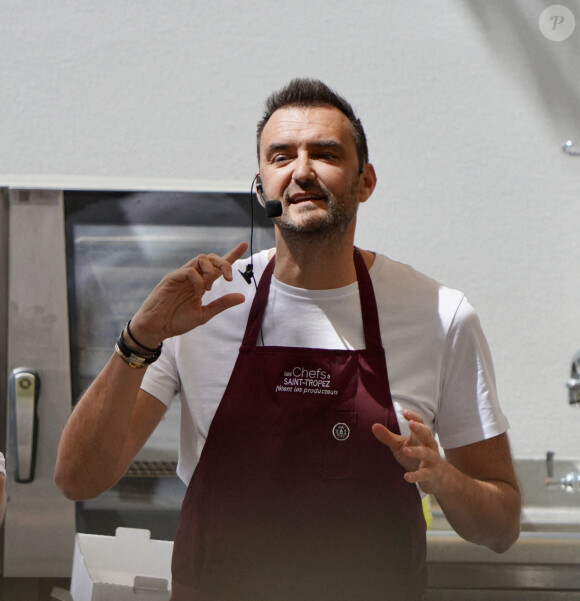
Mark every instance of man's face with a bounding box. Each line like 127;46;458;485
258;106;371;238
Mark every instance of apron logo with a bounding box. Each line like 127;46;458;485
276;365;339;396
332;423;350;441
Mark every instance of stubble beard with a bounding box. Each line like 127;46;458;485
273;177;361;245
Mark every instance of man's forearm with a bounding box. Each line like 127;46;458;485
435;458;521;553
54;352;147;500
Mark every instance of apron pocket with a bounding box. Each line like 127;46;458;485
324;411;357;479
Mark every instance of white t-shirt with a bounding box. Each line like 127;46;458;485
0;452;5;478
142;250;509;485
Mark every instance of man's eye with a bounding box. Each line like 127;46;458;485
272;155;291;163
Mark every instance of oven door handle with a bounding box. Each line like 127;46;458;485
9;367;41;483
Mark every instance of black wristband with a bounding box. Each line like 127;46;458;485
116;329;162;368
125;319;161;354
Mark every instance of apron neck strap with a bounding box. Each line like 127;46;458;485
353;247;382;349
242;248;382;349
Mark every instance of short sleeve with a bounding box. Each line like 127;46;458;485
141;337;180;408
435;297;509;449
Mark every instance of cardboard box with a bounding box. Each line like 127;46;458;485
70;528;173;601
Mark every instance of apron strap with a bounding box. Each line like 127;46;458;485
353;247;382;349
242;248;382;349
242;255;276;346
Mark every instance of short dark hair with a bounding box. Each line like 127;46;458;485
256;78;369;170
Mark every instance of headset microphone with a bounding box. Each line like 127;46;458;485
264;199;283;218
256;176;283;218
238;174;277;345
239;174;282;286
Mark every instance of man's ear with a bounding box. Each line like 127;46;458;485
358;163;377;204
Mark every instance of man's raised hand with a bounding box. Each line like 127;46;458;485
129;242;249;348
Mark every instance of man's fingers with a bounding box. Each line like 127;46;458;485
220;241;249;282
408;420;438;449
404;468;429;484
201;293;246;324
372;423;404;451
403;409;424;424
223;241;249;266
197;255;221;290
403;443;436;462
184;242;249;289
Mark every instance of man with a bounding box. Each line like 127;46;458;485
56;78;521;600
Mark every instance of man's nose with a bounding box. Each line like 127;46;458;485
292;153;315;183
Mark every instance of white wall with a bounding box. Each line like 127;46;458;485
1;0;579;459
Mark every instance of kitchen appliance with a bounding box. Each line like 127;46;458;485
0;182;275;578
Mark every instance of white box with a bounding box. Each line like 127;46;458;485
70;528;173;601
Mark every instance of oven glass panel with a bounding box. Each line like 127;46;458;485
64;190;275;539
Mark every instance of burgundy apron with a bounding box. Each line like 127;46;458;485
171;249;427;601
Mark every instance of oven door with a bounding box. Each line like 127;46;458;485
1;185;275;577
2;188;76;577
64;188;274;538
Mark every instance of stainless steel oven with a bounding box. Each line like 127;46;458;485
0;183;275;579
